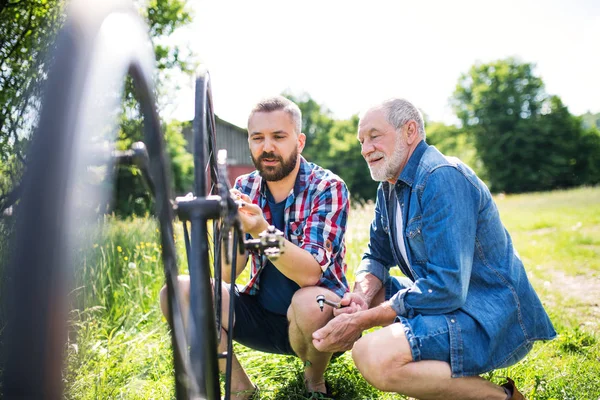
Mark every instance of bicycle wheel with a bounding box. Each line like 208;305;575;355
184;70;223;399
0;1;191;398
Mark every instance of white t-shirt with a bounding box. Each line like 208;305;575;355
390;186;410;268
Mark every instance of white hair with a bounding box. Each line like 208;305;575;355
381;98;426;140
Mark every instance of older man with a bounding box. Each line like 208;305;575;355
313;98;555;400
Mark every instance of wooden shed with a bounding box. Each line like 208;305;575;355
183;116;254;185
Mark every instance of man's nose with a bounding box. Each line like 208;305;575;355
361;141;373;158
263;137;275;152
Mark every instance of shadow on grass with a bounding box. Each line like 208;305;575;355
260;355;384;400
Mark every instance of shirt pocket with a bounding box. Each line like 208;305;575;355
288;220;305;246
405;219;427;264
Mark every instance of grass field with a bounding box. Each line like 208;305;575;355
63;186;600;399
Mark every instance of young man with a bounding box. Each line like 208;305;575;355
312;98;556;400
161;96;350;399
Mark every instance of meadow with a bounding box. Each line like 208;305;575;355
64;187;600;399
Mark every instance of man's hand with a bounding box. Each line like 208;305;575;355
312;312;363;353
333;292;368;316
230;189;268;237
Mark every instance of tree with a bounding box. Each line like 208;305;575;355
581;111;600;130
283;92;378;202
113;118;193;217
0;0;195;215
282;91;335;164
452;58;596;193
114;0;194;216
325;116;379;202
0;0;64;211
426;122;486;182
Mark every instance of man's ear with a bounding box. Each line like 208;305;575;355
298;132;307;153
406;121;419;145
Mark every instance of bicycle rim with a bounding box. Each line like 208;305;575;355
0;2;191;398
186;70;222;399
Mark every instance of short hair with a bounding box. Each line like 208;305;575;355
248;96;302;134
381;98;426;140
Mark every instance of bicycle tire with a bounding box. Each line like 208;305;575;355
0;1;191;399
186;70;222;399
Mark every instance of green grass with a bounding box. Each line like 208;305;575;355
63;187;600;399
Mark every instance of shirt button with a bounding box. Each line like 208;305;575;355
428;289;433;293
450;319;456;323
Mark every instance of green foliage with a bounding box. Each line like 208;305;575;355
426;121;487;182
0;0;195;214
580;111;600;130
144;0;192;72
113;118;193;217
0;0;64;210
113;0;194;216
556;326;596;355
324;116;379;202
283;92;378;202
452;58;599;193
164;120;194;195
282;91;335;162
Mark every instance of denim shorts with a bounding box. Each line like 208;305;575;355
230;287;296;355
385;277;533;376
385;276;452;366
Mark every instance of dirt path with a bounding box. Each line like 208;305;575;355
541;271;600;332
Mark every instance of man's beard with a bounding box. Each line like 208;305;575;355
366;137;406;182
251;148;298;182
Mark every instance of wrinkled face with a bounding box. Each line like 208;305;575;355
357;108;408;183
248;110;305;182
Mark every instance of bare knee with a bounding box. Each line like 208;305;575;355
288;286;337;333
159;275;190;319
352;329;413;392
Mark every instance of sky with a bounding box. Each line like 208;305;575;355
162;0;600;129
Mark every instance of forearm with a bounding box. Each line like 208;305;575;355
353;272;384;307
355;301;398;331
222;252;248;283
270;239;322;287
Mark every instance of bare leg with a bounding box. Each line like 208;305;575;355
159;276;255;400
351;323;507;400
287;286;340;393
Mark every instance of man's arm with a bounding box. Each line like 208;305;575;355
232;193;323;287
245;212;322;286
352;272;384;306
312;290;397;353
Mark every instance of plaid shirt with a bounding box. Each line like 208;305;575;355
234;156;350;298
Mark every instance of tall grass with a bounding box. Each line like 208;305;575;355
62;187;600;399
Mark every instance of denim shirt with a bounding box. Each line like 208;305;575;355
356;141;556;376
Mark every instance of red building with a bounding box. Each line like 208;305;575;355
183;116;255;186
